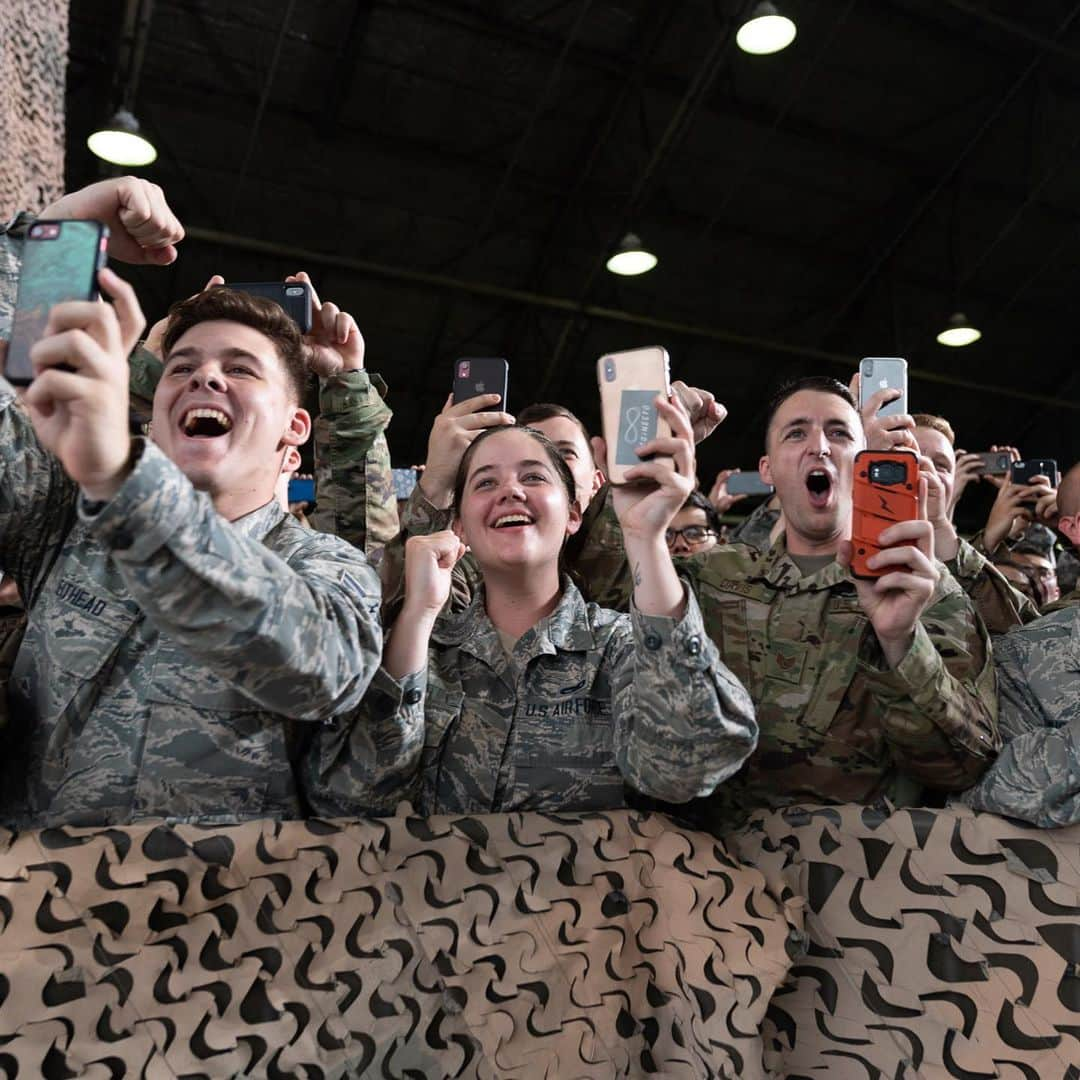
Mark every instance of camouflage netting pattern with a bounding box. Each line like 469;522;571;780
0;0;68;220
2;804;1079;1077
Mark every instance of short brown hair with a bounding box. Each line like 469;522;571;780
913;413;955;446
516;402;595;464
764;376;855;448
162;286;310;404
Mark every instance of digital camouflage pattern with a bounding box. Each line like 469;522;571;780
677;538;999;832
308;369;398;560
957;588;1080;826
0;398;383;827
0;213;32;342
380;481;633;621
947;535;1039;632
306;577;757;817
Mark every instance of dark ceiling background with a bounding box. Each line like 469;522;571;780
65;0;1080;529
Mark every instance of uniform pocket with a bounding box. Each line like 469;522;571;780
38;577;140;679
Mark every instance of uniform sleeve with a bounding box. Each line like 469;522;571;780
566;485;633;610
302;665;427;818
947;537;1039;633
79;439;383;722
379;483;478;625
127;344;163;416
857;579;1000;790
0;394;77;601
308;369;398;558
611;584;758;803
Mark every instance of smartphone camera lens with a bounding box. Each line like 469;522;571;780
30;223;60;240
869;460;907;485
603;358;616;382
285;286;304;296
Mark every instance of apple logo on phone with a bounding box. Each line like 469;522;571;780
878;378;889;389
476;381;486;392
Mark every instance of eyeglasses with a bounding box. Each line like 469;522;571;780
665;525;717;546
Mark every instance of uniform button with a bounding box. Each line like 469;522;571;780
686;636;702;656
404;689;422;705
644;633;662;651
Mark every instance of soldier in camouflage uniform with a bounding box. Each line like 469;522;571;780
957;462;1080;825
0;274;383;827
306;407;756;817
679;377;999;832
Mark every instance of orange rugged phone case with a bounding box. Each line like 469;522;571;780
596;346;672;485
850;450;919;578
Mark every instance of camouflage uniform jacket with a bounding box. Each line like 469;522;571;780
956;589;1080;826
0;212;33;341
0;398;383;827
381;482;633;620
678;537;1000;831
129;348;398;560
305;577;757;817
727;500;780;551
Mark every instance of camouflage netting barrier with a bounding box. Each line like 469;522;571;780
731;803;1080;1079
0;810;800;1078
0;0;69;218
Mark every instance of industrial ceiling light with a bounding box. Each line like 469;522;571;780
936;311;982;347
87;108;158;167
606;233;658;276
736;2;797;56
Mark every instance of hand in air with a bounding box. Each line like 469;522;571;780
403;531;466;616
286;271;365;377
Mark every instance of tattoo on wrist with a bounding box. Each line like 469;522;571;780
633;561;642;587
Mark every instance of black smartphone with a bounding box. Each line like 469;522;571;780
453;358;508;411
7;220;109;386
226;281;313;334
287;476;315;504
1011;459;1059;488
725;470;774;497
974;451;1012;476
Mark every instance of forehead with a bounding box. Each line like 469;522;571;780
770;389;858;434
915;426;955;460
529;415;588;450
468;428;546;473
166;319;283;371
671;505;708;526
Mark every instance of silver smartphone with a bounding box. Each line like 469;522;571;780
859;357;908;418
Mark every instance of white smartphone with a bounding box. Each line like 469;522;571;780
858;357;908;418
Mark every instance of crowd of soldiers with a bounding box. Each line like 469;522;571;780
0;176;1077;835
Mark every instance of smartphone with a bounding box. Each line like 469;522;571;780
392;467;419;501
7;220;109;386
850;450;919;579
453;357;508;411
1011;459;1059;488
726;471;774;497
974;451;1013;476
226;281;313;334
287;477;315;504
858;357;908;418
597;346;672;486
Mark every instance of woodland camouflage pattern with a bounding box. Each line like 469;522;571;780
380;481;634;620
947;534;1039;633
306;577;757;816
727;499;780;551
677;538;1000;832
957;589;1080;826
0;213;32;341
0;398;383;827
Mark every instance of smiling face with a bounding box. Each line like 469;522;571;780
455;427;581;575
152;320;311;516
915;425;957;511
760;388;865;553
528;415;604;513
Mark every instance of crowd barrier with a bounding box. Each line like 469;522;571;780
0;804;1077;1078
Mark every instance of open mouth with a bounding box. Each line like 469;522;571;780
180;407;233;439
805;468;832;509
491;513;535;529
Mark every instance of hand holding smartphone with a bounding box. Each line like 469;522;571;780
597;346;672;485
8;220;109;386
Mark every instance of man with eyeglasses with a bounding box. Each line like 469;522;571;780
665;491;722;556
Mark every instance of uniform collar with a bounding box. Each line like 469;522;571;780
230;498;287;541
432;575;597;663
757;533;853;593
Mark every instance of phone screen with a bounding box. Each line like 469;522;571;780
8;220;108;385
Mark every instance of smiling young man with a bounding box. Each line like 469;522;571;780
0;277;383;826
680;376;999;830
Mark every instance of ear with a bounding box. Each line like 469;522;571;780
759;454;773;486
451;516;465;543
589;467;605;500
1059;514;1080;547
282;406;312;448
281;446;302;476
565;499;583;538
